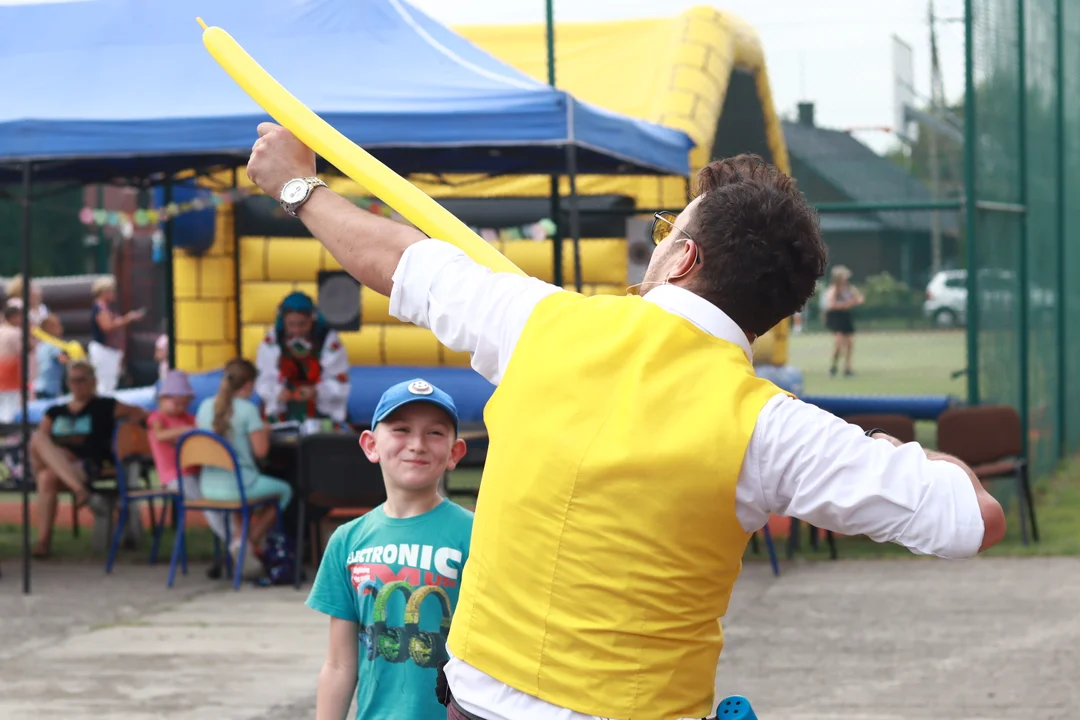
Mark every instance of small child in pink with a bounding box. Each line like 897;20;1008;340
147;370;227;541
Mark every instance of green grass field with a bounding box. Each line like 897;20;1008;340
3;329;1078;563
789;328;967;397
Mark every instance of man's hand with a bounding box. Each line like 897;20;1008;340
869;432;904;447
247;123;317;199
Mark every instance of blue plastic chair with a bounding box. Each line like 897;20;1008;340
167;430;282;591
104;423;178;574
750;524;781;577
716;695;757;718
762;524;780;577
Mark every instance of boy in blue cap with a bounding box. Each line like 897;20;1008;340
306;379;473;720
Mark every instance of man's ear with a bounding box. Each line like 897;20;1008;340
668;239;699;282
359;429;379;463
445;438;468;471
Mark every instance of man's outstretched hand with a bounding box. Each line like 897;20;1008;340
244;121;424;298
247;122;317;199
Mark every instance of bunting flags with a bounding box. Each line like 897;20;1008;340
78;187;258;238
79;185;557;243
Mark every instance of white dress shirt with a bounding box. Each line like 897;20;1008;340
389;239;986;720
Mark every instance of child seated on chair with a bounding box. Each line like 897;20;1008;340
147;370;228;546
306;379;473;720
195;357;293;580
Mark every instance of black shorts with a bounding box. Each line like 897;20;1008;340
825;310;855;335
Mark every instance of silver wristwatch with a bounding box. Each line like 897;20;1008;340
279;176;327;217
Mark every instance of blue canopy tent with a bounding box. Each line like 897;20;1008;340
0;0;694;593
0;0;693;181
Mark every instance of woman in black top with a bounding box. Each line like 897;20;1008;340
29;360;146;558
87;276;144;395
823;265;864;377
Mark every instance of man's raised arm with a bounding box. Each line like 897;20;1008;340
245;123;562;385
246;123;425;296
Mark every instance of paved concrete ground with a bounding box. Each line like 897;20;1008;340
0;557;1077;719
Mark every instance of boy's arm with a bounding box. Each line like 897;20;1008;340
315;617;359;720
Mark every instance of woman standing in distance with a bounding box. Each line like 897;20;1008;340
88;277;144;394
823;265;863;377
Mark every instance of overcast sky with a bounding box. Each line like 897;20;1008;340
4;0;967;154
409;0;967;154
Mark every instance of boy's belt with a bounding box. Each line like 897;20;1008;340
447;697;486;720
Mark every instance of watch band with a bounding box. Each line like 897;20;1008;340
281;176;327;217
864;427;887;438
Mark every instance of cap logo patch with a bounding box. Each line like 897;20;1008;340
408;380;434;396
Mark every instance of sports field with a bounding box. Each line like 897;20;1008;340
789;328;966;397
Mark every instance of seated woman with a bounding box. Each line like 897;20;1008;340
30;360;147;558
254;291;350;425
196;358;293;578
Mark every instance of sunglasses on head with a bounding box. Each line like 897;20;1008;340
650;211;694;246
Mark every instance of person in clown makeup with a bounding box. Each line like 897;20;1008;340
254;291;351;424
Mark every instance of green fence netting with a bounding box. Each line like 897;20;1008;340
969;0;1076;477
1064;2;1080;454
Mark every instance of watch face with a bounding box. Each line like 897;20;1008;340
281;179;308;204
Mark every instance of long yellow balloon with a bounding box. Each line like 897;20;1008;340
197;19;525;277
31;327;86;361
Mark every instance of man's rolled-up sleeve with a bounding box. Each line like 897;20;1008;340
741;395;986;559
388;239;562;385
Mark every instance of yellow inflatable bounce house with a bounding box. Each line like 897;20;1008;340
173;6;792;373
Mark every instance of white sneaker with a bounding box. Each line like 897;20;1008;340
229;540;265;581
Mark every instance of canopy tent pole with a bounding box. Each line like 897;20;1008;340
19;160;32;595
566;142;583;293
549;180;564;288
545;0;565;288
163;179;176;370
232;166;242;357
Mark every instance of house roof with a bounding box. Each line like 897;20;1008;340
783;119;960;235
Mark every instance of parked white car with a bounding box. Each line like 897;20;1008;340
924;270;968;327
923;269;1055;327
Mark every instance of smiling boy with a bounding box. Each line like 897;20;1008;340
306;379;473;720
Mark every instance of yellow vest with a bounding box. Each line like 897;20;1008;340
448;291;783;719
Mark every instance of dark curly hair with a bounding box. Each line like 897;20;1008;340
688;154;827;337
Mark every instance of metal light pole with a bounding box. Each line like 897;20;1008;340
545;0;564;288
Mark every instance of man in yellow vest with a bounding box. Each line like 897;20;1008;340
247;125;1006;720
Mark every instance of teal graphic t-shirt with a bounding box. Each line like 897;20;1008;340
306;499;474;720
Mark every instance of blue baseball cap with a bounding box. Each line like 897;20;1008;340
371;379;459;431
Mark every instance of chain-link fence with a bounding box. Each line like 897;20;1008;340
968;0;1079;478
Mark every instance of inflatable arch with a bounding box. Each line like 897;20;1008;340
173;6;793;372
